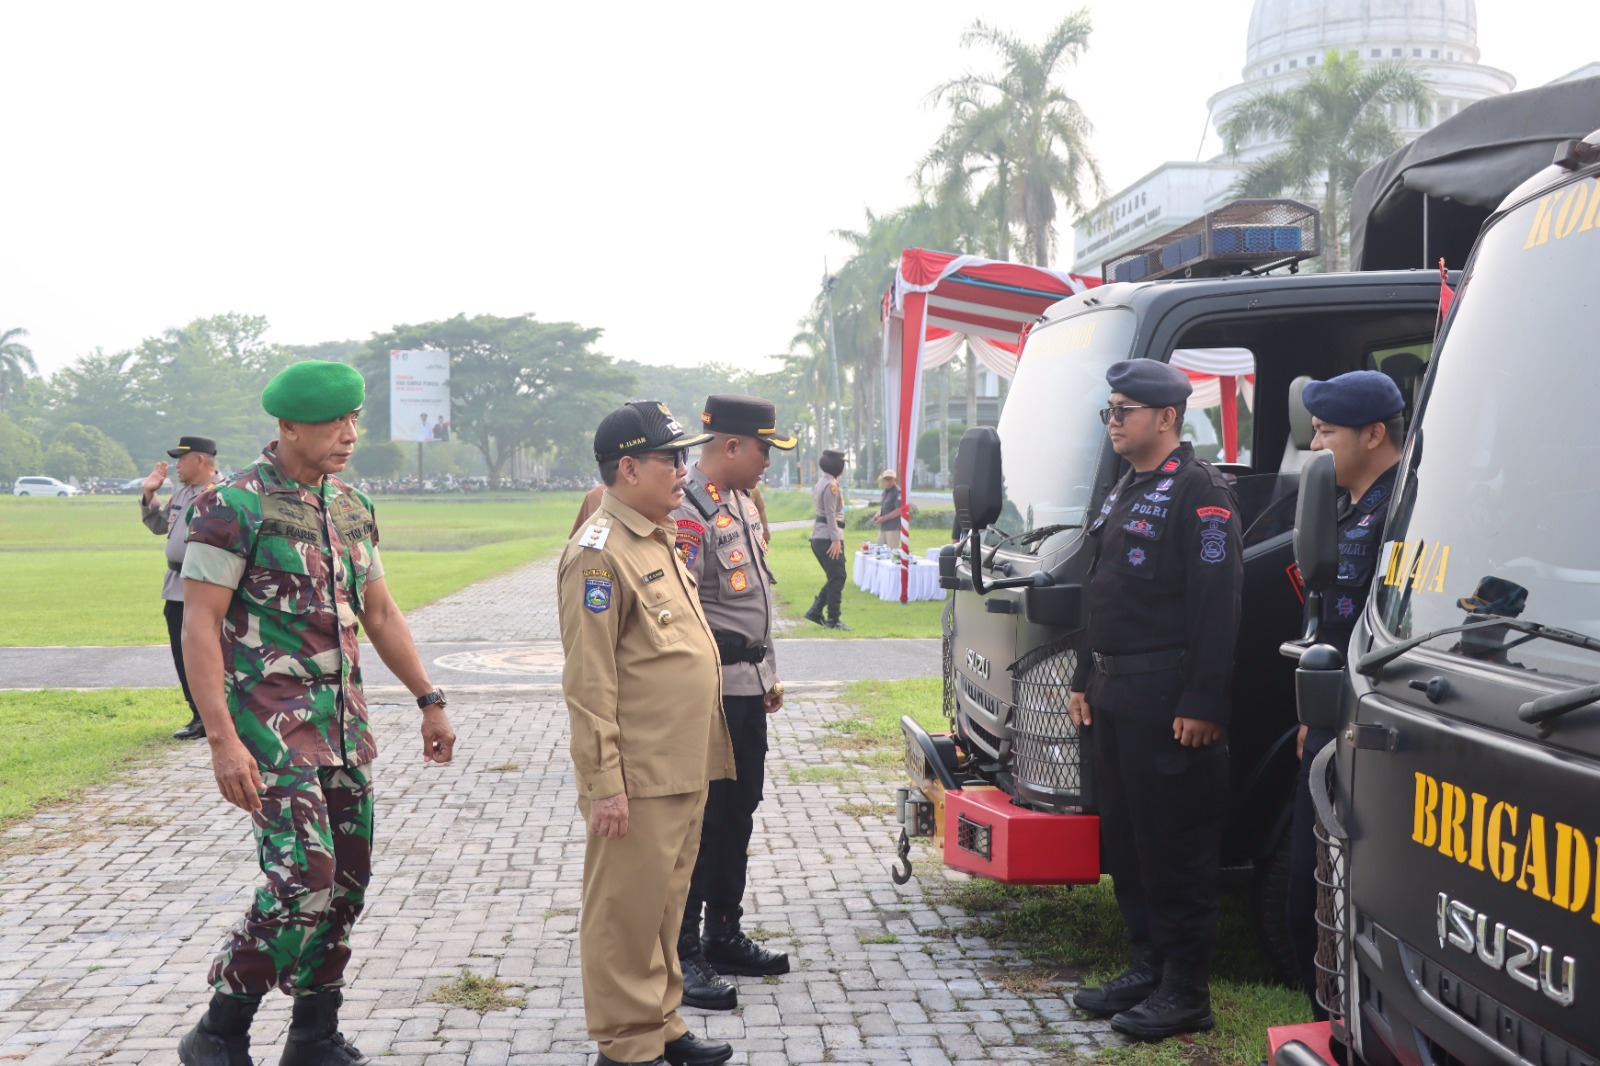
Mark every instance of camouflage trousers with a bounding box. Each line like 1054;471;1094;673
208;762;375;998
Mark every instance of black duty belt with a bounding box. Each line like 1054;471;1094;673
712;629;768;666
167;560;184;573
1091;648;1185;677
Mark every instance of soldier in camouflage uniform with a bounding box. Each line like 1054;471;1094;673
176;360;457;1066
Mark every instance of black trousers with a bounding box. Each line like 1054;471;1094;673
1288;727;1335;1018
683;693;768;932
1088;668;1229;966
809;539;845;621
163;598;198;716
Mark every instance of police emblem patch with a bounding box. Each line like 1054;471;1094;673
729;569;748;592
1196;505;1231;564
1157;477;1174;491
584;577;611;613
1127;547;1147;567
729;549;745;564
1335;595;1356;618
715;514;733;528
1144;491;1171;503
1359;483;1388;510
678;542;699;569
1124;518;1159;539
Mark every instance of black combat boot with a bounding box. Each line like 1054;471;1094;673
177;991;260;1066
278;990;369;1065
677;931;737;1011
1072;947;1162;1016
702;907;789;977
174;713;207;740
1109;960;1215;1040
663;1030;734;1066
824;619;853;631
804;598;826;626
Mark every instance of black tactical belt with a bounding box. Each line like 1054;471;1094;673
1091;648;1184;677
167;560;183;573
713;630;768;666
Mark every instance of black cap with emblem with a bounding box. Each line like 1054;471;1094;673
593;400;714;463
699;394;798;450
167;435;218;458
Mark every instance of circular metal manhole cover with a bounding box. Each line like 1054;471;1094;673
433;645;566;676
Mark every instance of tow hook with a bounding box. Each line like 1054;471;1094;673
892;829;913;885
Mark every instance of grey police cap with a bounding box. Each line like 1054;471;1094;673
1301;370;1405;427
1105;360;1193;407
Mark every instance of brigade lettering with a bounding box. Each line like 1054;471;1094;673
1413;771;1600;924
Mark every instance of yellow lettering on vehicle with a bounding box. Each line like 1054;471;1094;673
1384;541;1410;587
1413;773;1600;923
1381;540;1452;590
1523;178;1600;249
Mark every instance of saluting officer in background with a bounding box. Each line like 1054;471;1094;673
558;400;737;1066
669;395;795;1012
139;434;218;740
1286;370;1406;1017
805;448;850;630
1067;360;1243;1041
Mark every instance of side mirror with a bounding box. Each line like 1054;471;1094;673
1024;583;1081;629
954;427;1003;531
1293;451;1339;591
1296;642;1347;732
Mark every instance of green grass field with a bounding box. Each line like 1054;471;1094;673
766;526;945;638
0;493;586;646
0;688;189;827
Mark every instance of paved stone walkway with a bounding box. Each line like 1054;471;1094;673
0;689;1120;1065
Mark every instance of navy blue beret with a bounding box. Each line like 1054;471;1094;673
1302;370;1404;427
1106;360;1193;406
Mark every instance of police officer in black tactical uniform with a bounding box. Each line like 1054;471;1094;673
1286;370;1405;1017
1067;360;1243;1041
670;396;797;1012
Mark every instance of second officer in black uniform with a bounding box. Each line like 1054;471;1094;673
1067;360;1243;1040
670;395;797;1011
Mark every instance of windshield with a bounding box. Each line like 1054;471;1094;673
1374;172;1600;681
996;306;1136;534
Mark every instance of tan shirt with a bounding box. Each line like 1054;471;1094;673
810;474;843;541
670;465;778;697
557;492;735;801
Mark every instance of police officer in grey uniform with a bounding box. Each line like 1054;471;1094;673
140;435;218;740
670;396;796;1010
805;449;850;630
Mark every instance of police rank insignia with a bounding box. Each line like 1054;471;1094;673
584;576;612;612
706;483;722;503
1161;457;1181;473
1196;506;1231;564
1359;483;1388;510
729;569;748;592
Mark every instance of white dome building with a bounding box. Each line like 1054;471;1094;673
1210;0;1514;162
1070;0;1516;275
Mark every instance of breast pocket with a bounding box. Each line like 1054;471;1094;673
716;544;755;594
1109;519;1165;580
639;582;686;648
241;537;322;614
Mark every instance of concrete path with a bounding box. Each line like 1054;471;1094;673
0;555;1123;1064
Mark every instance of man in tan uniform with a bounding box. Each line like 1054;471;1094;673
669;396;796;1011
557;400;737;1066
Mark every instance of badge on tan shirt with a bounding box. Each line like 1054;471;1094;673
642;568;665;584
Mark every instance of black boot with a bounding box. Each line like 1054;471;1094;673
702;907;789;977
278;990;369;1065
824;619;853;631
677;932;737;1011
178;992;260;1066
1072;947;1162;1016
1110;961;1215;1040
804;597;826;626
664;1030;734;1066
174;713;207;740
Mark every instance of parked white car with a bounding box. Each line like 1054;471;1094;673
12;476;81;497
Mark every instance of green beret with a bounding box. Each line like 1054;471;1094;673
262;361;366;423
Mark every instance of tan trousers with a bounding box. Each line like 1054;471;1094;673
578;788;707;1062
877;525;897;546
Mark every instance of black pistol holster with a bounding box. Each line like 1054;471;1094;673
711;629;767;666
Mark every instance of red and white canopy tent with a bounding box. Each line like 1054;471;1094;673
879;247;1255;603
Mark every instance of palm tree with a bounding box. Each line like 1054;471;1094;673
0;327;37;414
1219;50;1433;271
923;13;1105;267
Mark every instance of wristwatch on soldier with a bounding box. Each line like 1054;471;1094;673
416;689;447;711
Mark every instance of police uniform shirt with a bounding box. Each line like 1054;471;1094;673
557;492;736;801
811;474;842;541
669;465;778;698
142;481;211;601
1071;443;1244;723
1320;462;1399;652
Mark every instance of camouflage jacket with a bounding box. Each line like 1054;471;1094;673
183;443;384;768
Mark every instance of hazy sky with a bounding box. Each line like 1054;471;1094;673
4;1;1590;379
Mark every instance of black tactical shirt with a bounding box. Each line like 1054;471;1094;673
1319;462;1399;653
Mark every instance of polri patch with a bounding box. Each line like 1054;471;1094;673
715;514;733;528
641;568;665;584
678;542;699;569
1127;547;1147;567
584;577;612;612
729;569;748;592
1196;506;1231;564
728;549;745;564
1124;518;1159;539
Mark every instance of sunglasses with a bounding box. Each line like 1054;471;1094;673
636;448;688;468
1098;404;1155;425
